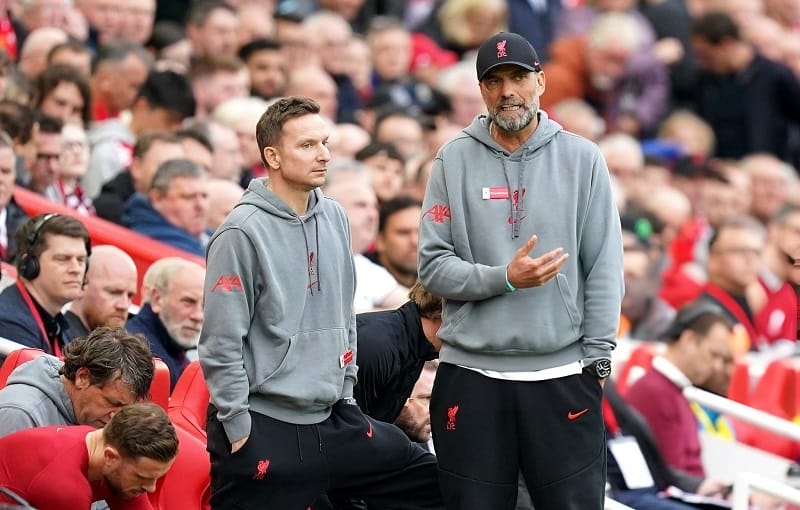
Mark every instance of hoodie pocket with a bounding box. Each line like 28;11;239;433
441;273;581;353
256;328;348;407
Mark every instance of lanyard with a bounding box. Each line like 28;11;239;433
15;280;61;356
602;397;621;437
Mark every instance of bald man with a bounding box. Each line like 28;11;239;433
207;178;244;232
64;245;138;337
17;27;69;81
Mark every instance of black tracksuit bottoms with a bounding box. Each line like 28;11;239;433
206;401;443;509
430;362;607;510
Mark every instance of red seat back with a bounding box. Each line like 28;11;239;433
616;343;659;396
150;358;172;411
148;424;211;510
727;358;751;405
167;361;210;442
733;358;799;460
0;348;47;388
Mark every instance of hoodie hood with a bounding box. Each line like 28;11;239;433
462;110;563;238
3;356;75;424
235;178;324;293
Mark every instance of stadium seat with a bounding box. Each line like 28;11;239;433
150;358;172;411
148;424;211;510
732;358;799;460
167;361;210;442
0;348;47;388
616;342;659;396
727;358;751;405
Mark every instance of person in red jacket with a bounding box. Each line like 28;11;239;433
0;402;177;510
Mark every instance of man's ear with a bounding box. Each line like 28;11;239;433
103;445;121;468
74;366;91;390
264;146;280;170
150;285;164;314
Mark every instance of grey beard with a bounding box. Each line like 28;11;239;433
490;106;535;132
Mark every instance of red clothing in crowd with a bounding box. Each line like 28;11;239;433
755;274;798;345
0;426;152;510
625;360;705;478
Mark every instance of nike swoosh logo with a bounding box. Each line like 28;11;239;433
567;409;589;420
366;422;373;438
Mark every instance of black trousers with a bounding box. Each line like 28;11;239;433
206;401;443;509
430;363;606;510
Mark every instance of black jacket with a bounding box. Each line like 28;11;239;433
93;171;134;225
354;301;438;423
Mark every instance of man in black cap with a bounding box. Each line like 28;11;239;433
418;32;623;510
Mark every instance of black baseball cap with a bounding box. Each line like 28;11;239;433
476;32;542;81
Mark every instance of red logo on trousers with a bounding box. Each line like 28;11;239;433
254;459;270;480
446;405;459;430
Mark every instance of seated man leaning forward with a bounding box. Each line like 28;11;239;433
0;326;154;436
0;402;178;510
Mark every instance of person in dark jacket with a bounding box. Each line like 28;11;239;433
354;281;442;423
0;130;28;263
0;214;90;356
121;158;209;256
690;11;800;161
126;257;205;390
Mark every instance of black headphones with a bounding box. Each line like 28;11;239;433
18;213;92;281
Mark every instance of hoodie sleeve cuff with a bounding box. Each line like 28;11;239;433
222;411;252;444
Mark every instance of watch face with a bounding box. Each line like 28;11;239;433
594;359;612;378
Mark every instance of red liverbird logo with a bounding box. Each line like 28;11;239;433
497;40;508;58
446;405;459;430
254;459;270;480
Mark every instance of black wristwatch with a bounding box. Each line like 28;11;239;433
585;359;612;379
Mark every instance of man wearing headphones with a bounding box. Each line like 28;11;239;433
0;213;91;355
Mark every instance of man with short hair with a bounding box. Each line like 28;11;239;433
370;195;421;288
126;258;205;390
0;327;154;435
86;70;195;197
200;96;442;509
122;158;210;256
22;114;63;195
0;402;178;508
89;40;152;122
354;281;442;423
626;303;734;478
186;0;239;59
419;32;623;509
0;213;90;354
237;39;286;100
64;245;138;338
93;131;184;224
189;56;249;118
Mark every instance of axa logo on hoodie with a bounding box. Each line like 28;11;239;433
423;205;451;224
211;275;243;293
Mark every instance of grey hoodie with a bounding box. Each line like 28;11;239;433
418;112;623;371
0;356;75;437
199;178;358;443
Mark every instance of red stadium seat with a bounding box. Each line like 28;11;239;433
150;358;172;411
616;343;659;396
732;358;799;460
168;361;210;442
148;424;211;510
0;348;47;388
727;359;751;405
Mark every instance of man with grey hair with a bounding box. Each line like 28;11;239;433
127;257;205;390
0;326;154;435
122;158;210;256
